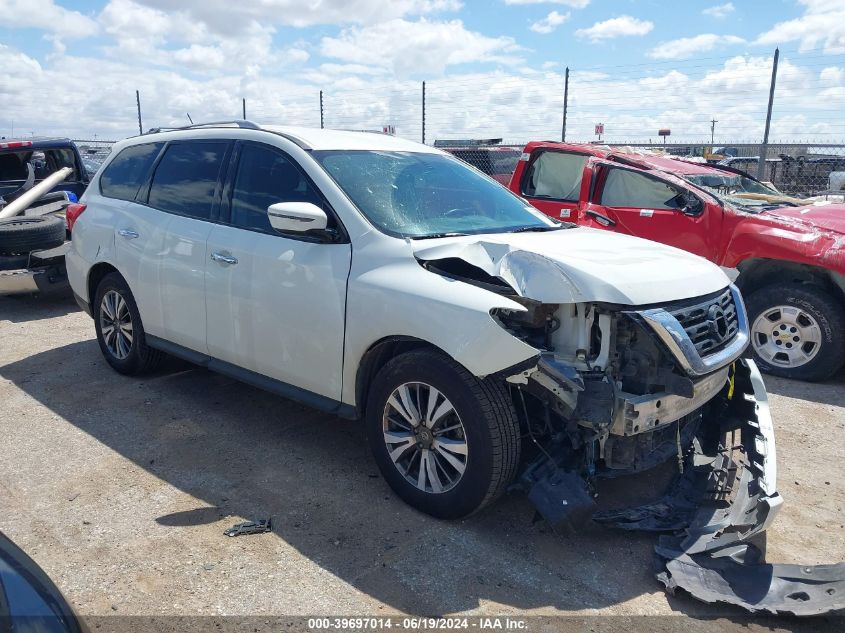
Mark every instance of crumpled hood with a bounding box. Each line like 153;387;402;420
412;227;730;305
764;204;845;235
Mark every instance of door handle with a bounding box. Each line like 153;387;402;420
585;209;616;227
118;229;139;239
210;252;238;265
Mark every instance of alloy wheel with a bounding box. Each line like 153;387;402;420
382;382;468;494
751;304;822;369
99;289;134;360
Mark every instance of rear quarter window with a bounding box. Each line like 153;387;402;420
522;151;588;201
100;143;164;201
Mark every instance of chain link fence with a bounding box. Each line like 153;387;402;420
73;139;117;174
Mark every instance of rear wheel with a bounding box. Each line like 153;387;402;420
747;283;845;381
93;272;164;375
366;349;520;519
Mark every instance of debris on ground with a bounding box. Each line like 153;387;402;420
223;518;272;537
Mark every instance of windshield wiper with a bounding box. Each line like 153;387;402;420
510;224;569;233
412;232;469;240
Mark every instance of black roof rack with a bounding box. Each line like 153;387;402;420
146;120;261;134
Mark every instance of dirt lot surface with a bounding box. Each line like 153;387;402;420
1;293;844;630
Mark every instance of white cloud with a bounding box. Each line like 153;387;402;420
320;19;524;75
504;0;589;6
98;0;308;75
2;46;843;145
127;0;463;32
702;3;735;19
0;0;97;38
530;11;570;34
575;15;654;42
757;0;845;53
648;34;745;60
820;66;844;86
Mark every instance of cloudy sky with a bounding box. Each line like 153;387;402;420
1;0;844;143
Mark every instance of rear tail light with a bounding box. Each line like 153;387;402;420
66;203;87;232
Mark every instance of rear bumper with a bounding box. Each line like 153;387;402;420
0;266;69;296
0;243;70;296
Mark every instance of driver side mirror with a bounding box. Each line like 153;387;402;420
267;202;328;233
673;192;704;216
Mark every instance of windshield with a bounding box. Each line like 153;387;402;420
683;172;787;212
313;150;560;238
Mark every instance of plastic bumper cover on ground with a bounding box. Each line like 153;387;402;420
598;359;844;615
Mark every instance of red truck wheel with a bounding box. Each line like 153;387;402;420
747;283;845;381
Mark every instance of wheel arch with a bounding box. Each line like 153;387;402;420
87;262;121;306
354;336;450;418
736;258;845;305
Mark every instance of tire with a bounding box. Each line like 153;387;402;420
0;216;65;255
746;283;845;381
93;272;164;375
365;349;520;519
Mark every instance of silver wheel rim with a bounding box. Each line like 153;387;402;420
99;290;134;360
382;382;468;494
751;304;822;369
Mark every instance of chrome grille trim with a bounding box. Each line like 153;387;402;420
636;285;749;377
669;287;740;356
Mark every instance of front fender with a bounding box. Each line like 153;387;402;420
342;258;539;406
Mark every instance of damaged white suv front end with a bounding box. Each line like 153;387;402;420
406;229;841;614
411;232;779;530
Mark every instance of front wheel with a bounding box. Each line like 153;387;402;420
746;283;845;381
365;350;521;519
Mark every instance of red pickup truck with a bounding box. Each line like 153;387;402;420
509;141;845;381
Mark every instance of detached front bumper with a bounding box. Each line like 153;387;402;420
596;359;845;615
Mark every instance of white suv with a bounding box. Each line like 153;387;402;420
67;121;778;527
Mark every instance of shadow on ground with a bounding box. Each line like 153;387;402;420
763;371;845;408
1;337;759;619
0;293;79;324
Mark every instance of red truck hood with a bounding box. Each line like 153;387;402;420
764;204;845;235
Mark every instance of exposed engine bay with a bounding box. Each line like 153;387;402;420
421;252;845;615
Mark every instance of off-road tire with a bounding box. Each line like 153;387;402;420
93;272;164;375
746;283;845;381
365;349;521;519
0;216;65;255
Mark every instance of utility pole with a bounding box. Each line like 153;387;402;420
562;67;569;142
136;90;143;135
758;47;779;180
319;91;324;129
421;81;426;144
242;98;246;120
710;118;718;145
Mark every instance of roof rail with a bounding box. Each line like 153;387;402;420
146;120;261;134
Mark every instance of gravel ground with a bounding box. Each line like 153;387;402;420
1;293;844;630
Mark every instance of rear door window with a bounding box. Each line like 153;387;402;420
600;168;682;209
148;141;229;220
228;143;323;233
100;143;164;201
522;151;588;201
